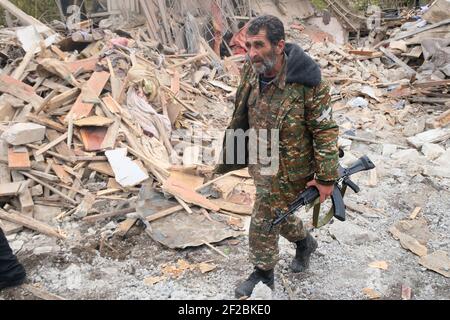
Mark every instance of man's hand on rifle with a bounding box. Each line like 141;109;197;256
307;179;334;203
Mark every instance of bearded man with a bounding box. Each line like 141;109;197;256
214;15;339;298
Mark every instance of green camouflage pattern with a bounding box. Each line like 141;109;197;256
215;59;339;184
216;56;339;270
250;174;310;270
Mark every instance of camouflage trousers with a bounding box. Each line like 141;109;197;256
249;175;312;271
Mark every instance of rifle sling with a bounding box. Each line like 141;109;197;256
312;185;347;228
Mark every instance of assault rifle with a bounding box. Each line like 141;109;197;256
269;155;376;230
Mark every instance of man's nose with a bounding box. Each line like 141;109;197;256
248;47;258;60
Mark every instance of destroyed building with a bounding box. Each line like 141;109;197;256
0;0;449;300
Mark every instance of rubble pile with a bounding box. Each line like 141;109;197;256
0;0;251;249
0;0;448;299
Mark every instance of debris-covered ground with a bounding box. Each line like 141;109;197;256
0;0;449;300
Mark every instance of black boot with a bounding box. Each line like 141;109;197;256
290;233;318;273
235;267;274;298
0;229;26;291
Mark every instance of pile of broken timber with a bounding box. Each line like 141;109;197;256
0;1;248;240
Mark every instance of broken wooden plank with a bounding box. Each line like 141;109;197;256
390;226;428;257
0;219;23;235
203;241;228;259
162;176;220;212
22;284;66;300
208;80;235;93
88;161;115;177
0;96;15;121
66;71;110;121
50;45;68;60
145;204;185;222
45;87;80;111
374;18;450;48
50;162;73;185
8;147;31;170
26;114;66;133
19;171;77;205
26;169;59;182
169;52;209;69
169;171;204;190
35;132;68;156
116;218;137;237
34;90;59;115
100;119;120;150
0;181;24;197
41;79;70;93
379;46;417;78
79;126;108;151
407;128;450;148
210;198;252;215
409;207;422;220
46;129;75;158
65;56;99;73
74;116;114;127
67;167;83;200
102;94;123;114
11;42;38;80
435;109;450;128
412;79;450;89
156;0;173;46
138;0;159;40
0;209;65;239
18;187;34;216
0;75;44;109
348;50;383;57
170;70;180;95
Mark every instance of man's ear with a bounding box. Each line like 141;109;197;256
275;40;285;55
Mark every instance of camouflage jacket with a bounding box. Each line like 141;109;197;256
215;43;339;186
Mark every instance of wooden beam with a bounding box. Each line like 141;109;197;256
11;43;38;80
0;209;65;239
156;0;173;46
66;71;110;121
0;181;24;196
169;52;209;69
8;147;31;170
22;284;66;300
146;204;184;222
19;171;78;205
379;47;418;78
35;132;68;156
374;18;450;49
0;75;44;109
45;87;80;112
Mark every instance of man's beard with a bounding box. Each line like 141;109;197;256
247;48;277;75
